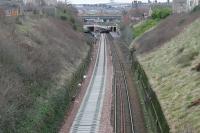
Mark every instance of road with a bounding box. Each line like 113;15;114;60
70;34;108;133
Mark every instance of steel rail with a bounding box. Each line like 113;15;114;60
106;34;135;133
120;62;135;133
70;34;107;133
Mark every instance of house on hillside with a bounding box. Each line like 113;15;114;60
23;0;57;13
24;0;44;6
23;0;57;6
128;7;151;22
173;0;199;13
44;0;57;6
0;3;21;17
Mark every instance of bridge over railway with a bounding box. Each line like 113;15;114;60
80;15;122;23
83;24;119;33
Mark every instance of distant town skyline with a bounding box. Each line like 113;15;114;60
69;0;133;4
58;0;169;4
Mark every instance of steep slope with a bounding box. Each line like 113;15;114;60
138;18;200;132
0;15;89;132
132;10;200;54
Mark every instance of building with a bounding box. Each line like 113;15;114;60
23;0;57;12
0;2;21;17
128;6;151;22
173;0;199;13
45;0;57;6
23;0;57;6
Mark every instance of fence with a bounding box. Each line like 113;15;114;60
130;50;170;133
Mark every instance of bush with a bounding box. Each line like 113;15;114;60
132;7;172;38
70;17;75;24
60;15;67;20
0;5;89;132
192;5;200;12
73;24;77;31
56;6;83;32
151;8;172;20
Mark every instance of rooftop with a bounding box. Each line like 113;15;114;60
0;1;20;10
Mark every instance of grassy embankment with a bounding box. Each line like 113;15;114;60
0;6;92;133
132;7;172;39
128;7;172;133
138;17;200;133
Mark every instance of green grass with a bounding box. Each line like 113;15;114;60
132;7;172;39
138;18;200;133
133;19;159;38
151;7;172;20
17;23;31;34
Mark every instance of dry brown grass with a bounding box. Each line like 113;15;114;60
139;18;200;132
132;11;200;54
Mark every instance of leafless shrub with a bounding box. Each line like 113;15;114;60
0;9;88;132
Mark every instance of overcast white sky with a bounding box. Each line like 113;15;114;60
59;0;168;4
70;0;133;4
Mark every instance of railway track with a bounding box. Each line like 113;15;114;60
106;35;135;133
70;33;134;133
70;34;107;133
